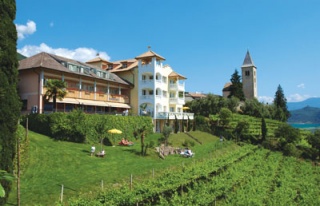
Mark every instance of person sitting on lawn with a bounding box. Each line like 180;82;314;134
119;138;126;145
124;138;134;146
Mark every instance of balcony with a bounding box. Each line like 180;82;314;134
169;97;185;105
108;94;129;103
169;82;185;91
156;112;194;120
140;95;154;101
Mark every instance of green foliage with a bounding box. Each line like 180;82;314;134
0;170;15;198
307;129;320;159
174;115;179;133
241;98;272;118
21;110;154;144
234;119;250;142
261;117;267;141
161;124;172;146
182;139;196;148
43;79;67;112
273;84;290;122
274;124;301;146
0;1;21;203
282;143;302;157
219;107;232;127
228;69;245;101
194;115;210;133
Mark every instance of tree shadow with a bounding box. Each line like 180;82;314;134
56;184;77;192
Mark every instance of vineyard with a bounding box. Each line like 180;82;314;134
212;114;311;140
67;142;320;205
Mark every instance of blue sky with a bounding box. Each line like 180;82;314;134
15;0;320;103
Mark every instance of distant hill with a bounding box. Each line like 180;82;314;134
288;106;320;123
287;97;320;111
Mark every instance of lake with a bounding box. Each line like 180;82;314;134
290;123;320;130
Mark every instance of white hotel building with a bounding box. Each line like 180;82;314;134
87;48;194;132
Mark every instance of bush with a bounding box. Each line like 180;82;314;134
283;143;302;157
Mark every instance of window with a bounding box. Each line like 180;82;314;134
122;63;127;68
149;75;153;80
108;64;113;70
68;64;79;72
67;81;78;90
162;76;167;83
170;92;175;98
245;71;250;76
170;107;174;112
109;88;118;95
142;90;147;95
149;90;154;95
163;91;167;97
82;84;94;92
142;75;146;80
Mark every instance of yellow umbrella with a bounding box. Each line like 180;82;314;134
108;129;122;146
183;106;189;110
108;128;122;134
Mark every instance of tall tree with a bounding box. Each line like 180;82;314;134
0;0;21;204
261;117;267;141
43;79;67;112
228;69;245;101
273;85;290;122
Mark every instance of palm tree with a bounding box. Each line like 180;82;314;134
43;79;67;112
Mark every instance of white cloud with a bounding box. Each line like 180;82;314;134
258;96;274;104
18;43;111;62
16;20;36;40
297;83;305;89
286;93;311;102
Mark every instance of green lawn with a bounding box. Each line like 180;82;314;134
7;130;221;205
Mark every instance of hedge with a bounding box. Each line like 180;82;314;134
21;110;153;144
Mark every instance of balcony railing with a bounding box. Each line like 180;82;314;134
169;97;185;105
156;112;194;120
169;82;185;91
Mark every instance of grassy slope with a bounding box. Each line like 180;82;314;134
7;130;221;205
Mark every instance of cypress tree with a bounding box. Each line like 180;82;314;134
0;0;21;204
261;117;267;141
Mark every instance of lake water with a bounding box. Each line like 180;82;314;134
290;123;320;130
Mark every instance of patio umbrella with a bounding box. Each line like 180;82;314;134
183;106;189;110
108;129;122;134
108;129;122;146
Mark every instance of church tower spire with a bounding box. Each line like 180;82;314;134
241;50;257;99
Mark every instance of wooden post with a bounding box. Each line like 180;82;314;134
17;135;20;206
130;174;133;190
60;184;64;203
101;180;104;190
152;168;154;178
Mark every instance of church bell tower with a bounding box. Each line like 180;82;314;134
241;50;257;99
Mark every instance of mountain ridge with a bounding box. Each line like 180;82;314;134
287;97;320;111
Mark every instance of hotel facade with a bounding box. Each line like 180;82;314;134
18;49;194;132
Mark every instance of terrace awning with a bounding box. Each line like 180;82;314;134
107;102;131;108
77;99;108;107
51;98;79;104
